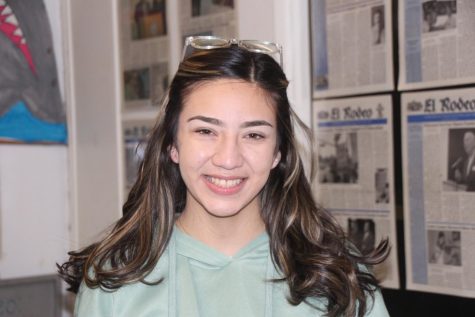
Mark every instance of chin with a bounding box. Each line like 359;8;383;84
200;196;259;219
203;206;246;218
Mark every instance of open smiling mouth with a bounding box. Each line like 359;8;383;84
205;176;246;190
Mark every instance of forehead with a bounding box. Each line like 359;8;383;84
180;79;276;121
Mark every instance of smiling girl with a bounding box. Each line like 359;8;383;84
59;37;390;317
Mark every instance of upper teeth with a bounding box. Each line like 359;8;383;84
208;177;242;188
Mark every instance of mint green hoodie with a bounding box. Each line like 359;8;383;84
75;228;390;316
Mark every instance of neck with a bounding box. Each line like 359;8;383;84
176;208;266;256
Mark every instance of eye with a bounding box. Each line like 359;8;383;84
195;128;214;135
247;132;264;140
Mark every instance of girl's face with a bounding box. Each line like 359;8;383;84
170;79;281;220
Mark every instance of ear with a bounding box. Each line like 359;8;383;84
271;151;281;169
170;145;179;163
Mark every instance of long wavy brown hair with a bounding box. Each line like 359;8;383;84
58;46;389;317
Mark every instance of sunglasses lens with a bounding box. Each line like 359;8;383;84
191;37;230;49
240;41;279;54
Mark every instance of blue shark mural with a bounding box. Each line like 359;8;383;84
0;0;67;144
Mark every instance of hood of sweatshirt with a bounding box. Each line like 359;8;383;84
168;227;276;317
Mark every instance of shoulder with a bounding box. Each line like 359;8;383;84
74;282;115;317
303;288;389;317
271;287;389;317
365;289;390;317
74;251;170;317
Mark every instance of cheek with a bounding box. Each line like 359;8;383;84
246;148;279;173
178;144;211;169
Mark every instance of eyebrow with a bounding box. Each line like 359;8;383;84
187;115;274;128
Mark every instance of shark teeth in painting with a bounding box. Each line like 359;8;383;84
1;4;11;15
5;11;18;26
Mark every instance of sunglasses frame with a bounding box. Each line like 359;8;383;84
181;35;283;67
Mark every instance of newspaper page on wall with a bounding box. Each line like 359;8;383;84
179;0;236;41
313;95;400;289
120;0;170;110
402;88;475;297
399;0;475;90
310;0;393;99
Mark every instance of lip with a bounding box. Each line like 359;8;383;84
203;175;247;195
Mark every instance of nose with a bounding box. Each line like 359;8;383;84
212;135;244;169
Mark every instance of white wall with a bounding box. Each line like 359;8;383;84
65;0;124;247
0;145;69;278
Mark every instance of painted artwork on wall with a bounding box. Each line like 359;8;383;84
0;0;66;144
